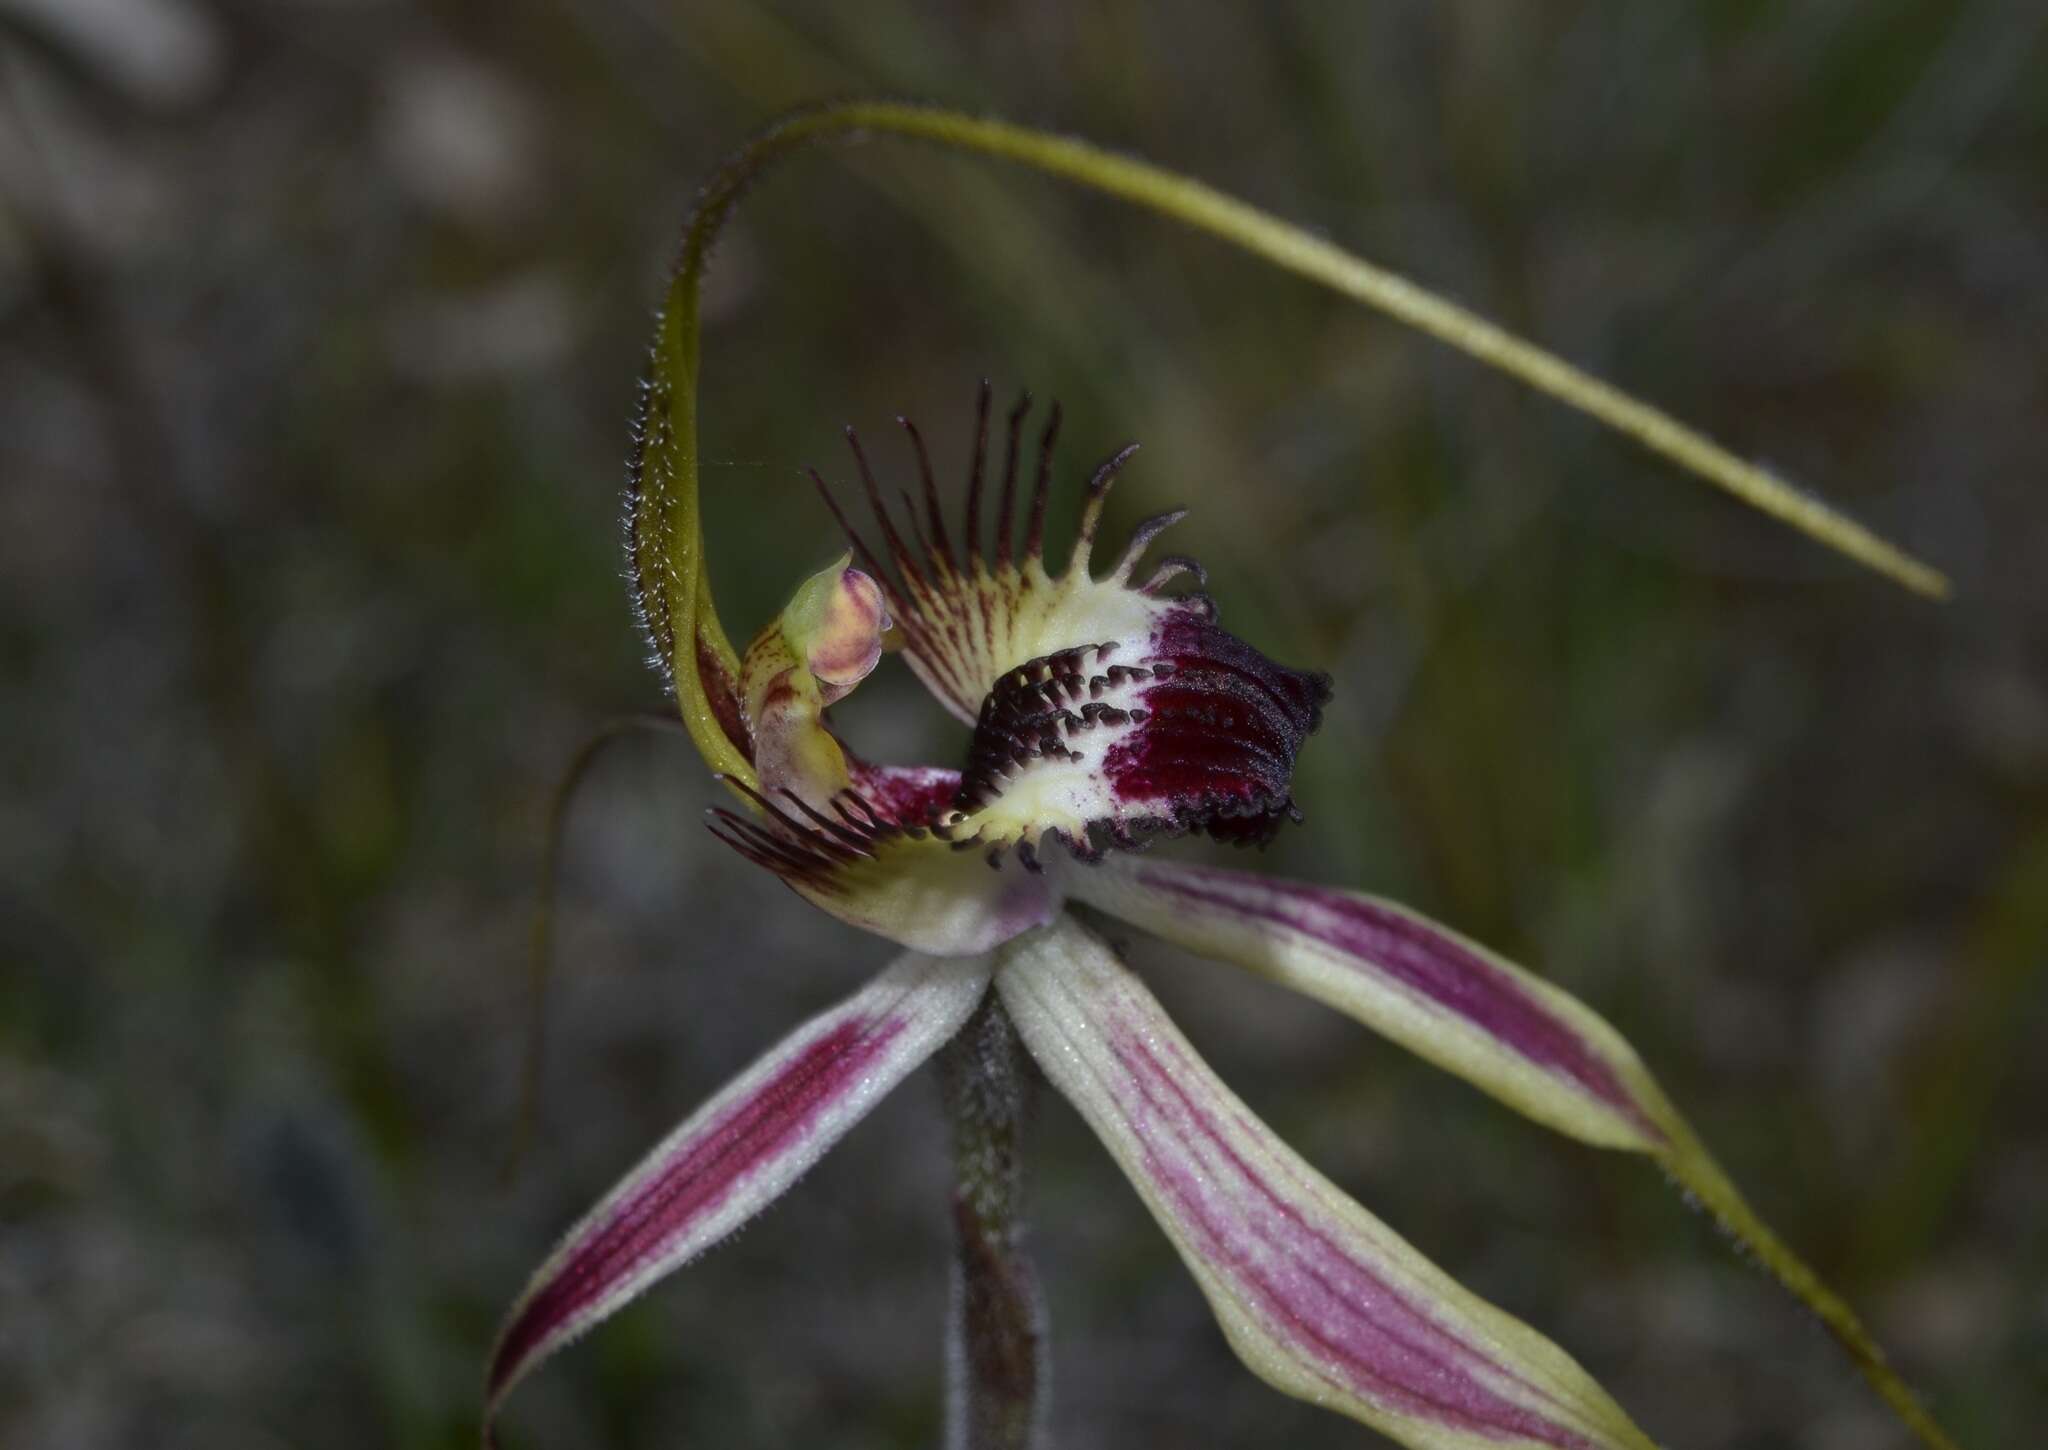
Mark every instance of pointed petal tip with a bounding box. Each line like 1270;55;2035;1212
483;952;993;1433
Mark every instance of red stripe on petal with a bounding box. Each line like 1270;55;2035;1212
488;1015;905;1397
1131;864;1655;1138
1108;1019;1595;1448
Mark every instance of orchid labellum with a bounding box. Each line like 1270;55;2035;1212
487;104;1957;1449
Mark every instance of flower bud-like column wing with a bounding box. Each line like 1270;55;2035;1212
706;551;1062;955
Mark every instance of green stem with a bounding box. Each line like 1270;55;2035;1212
934;995;1044;1450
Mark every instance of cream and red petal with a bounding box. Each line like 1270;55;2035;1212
996;916;1656;1450
1061;856;1671;1151
486;951;993;1432
1063;857;1956;1445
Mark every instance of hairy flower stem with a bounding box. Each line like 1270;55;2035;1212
935;994;1045;1450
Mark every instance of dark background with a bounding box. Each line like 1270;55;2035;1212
3;2;2044;1447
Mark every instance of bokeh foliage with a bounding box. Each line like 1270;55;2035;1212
2;3;2044;1448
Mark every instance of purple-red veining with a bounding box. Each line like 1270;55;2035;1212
489;1014;906;1397
847;759;963;828
1134;864;1658;1138
1103;611;1331;846
698;633;752;760
1107;1016;1595;1448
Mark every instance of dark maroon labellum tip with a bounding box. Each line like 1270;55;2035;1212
1100;612;1330;848
949;610;1330;859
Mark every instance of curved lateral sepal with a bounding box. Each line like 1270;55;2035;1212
1066;856;1956;1449
998;915;1659;1450
485;951;993;1437
1063;856;1671;1150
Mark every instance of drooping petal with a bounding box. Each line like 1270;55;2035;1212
1061;856;1670;1150
997;916;1656;1450
486;951;993;1429
1064;857;1958;1449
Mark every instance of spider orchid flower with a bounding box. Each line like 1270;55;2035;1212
488;387;1949;1450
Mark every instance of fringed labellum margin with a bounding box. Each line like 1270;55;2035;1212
703;384;1330;955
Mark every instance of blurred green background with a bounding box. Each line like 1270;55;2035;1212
3;2;2044;1447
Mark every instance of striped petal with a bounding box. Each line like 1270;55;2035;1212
1064;856;1956;1449
1061;856;1671;1150
997;916;1655;1450
487;951;993;1430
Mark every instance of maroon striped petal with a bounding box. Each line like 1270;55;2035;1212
1065;858;1958;1448
1064;856;1673;1151
486;952;992;1431
997;916;1655;1450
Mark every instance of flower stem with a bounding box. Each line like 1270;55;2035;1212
934;993;1045;1450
